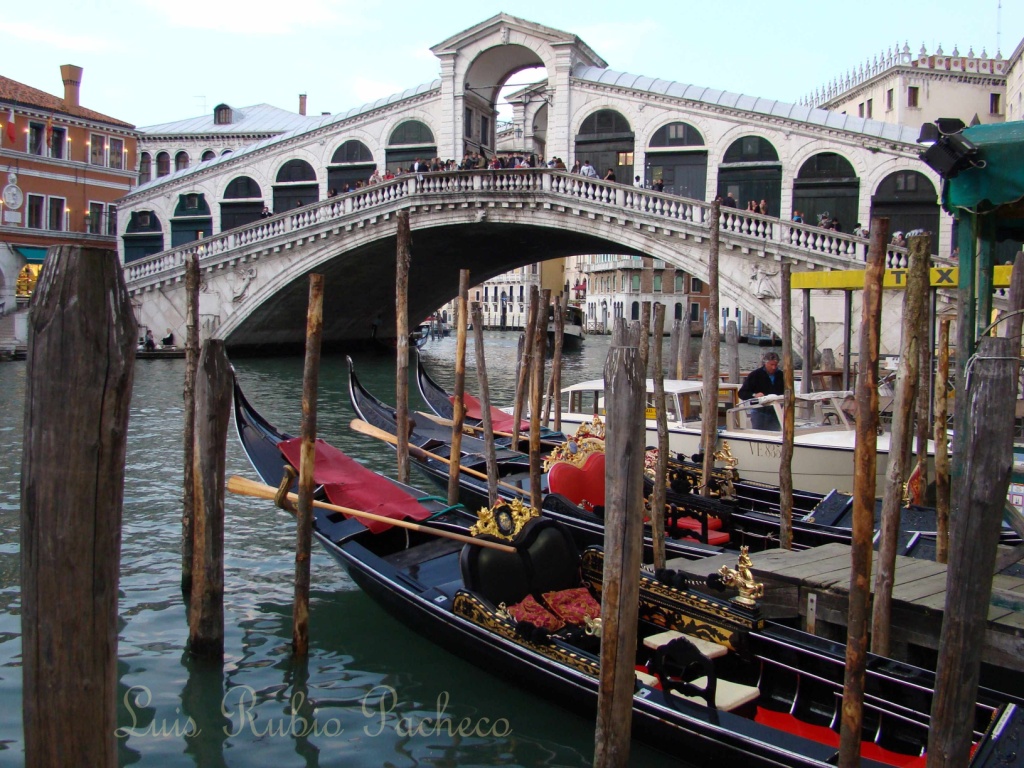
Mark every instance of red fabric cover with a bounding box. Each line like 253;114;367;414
754;708;928;767
278;437;433;534
673;515;724;531
547;452;606;510
453;393;527;434
674;525;731;546
507;594;564;631
543;587;601;625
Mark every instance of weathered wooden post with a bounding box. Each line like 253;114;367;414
22;246;136;768
779;264;795;550
651;303;669;569
838;218;887;768
593;318;646;767
669;319;681;379
471;302;499;506
530;289;550;510
679;316;692;379
927;335;1017;768
447;269;470;506
934;317;952;564
639;299;652;375
727;320;740;384
700;200;721;497
182;251;200;596
802;290;812;394
291;274;323;657
544;291;567;429
512;286;540;448
914;239;934;499
395;210;411;484
871;234;928;656
189;339;232;660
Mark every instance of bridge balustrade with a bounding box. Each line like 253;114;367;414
124;169;922;290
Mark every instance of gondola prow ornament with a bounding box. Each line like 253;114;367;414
717;547;764;607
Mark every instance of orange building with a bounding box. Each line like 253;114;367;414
0;65;138;347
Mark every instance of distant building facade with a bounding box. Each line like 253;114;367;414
0;65;138;347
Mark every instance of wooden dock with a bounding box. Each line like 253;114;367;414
666;542;1024;673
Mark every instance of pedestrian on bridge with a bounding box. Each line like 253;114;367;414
581;160;598;178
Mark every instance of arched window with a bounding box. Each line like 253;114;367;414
214;104;234;125
723;136;779;163
870;170;939;239
797;153;856;180
718;136;781;216
388;121;435;145
631;301;640;320
174;151;190;171
156;152;170;177
224;176;262;199
649;122;704;147
276;159;317;183
139;152;152;184
331;140;373;164
578;109;632;137
794;152;860;231
201;150;216;162
122;210;164;263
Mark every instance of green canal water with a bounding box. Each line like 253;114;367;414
0;332;766;766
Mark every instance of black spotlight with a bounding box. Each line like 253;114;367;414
918;118;978;179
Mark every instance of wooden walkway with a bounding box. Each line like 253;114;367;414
666;542;1024;673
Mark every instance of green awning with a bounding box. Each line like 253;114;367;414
942;122;1024;240
13;246;48;263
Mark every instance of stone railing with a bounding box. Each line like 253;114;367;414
123;169;916;289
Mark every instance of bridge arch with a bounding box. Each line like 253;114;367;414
328;138;375;191
870;168;941;241
273;157;319;212
792;151;861;231
384;117;438;169
573;107;635;182
122;210;164;263
643;119;708;198
220;175;265;231
716;134;783;215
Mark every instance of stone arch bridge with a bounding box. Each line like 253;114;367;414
124;169;911;352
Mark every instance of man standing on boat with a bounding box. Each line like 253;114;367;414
738;351;784;430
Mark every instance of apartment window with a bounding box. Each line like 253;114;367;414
857;102;865;118
886;89;894;110
139;153;152;183
631;274;641;292
465;108;473;138
991;93;1002;114
156;152;170;177
107;204;117;236
653;275;662;292
691;277;703;292
617;151;634;165
29;122;45;155
90;133;105;165
481;116;490;147
866;99;873;118
27;194;44;229
50;126;66;159
689;302;700;322
175;151;190;171
48;197;66;231
907;86;919;108
88;202;104;233
108;137;124;170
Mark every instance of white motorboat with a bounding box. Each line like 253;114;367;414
551;379;927;497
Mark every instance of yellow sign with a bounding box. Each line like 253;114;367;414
791;265;1012;291
645;406;657;419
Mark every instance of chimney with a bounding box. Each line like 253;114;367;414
299;94;307;116
61;64;83;107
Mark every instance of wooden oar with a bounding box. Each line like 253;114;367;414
227;475;516;553
415;410;562;447
350;419;531;498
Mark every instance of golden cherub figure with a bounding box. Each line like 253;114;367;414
717;546;765;607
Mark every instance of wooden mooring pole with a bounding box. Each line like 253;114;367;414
593;318;646;767
639;300;652;375
512;286;540;448
395;211;411;484
22;246;136;767
928;335;1017;767
292;274;323;657
934;318;952;564
871;234;928;656
447;269;470;506
727;320;740;385
700;200;721;496
651;303;669;569
189;339;232;660
471;302;499;506
530;289;550;510
669;319;681;380
182;251;200;596
779;263;794;550
838;217;887;768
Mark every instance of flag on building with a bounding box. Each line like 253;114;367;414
45;115;53;150
5;109;15;143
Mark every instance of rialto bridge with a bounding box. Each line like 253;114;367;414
117;14;951;353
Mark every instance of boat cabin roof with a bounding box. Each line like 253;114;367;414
561;379;729;397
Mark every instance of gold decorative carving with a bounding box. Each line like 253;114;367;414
543;416;605;471
470;497;538;541
717;546;765;607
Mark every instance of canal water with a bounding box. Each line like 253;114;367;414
0;332;767;767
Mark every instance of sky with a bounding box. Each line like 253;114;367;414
3;0;1023;129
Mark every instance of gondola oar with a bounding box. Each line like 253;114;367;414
349;419;534;499
414;410;562;447
227;474;516;553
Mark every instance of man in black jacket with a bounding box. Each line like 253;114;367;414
738;351;784;430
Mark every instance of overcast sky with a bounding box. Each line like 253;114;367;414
4;0;1022;128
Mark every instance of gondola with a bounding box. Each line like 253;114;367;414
355;357;948;557
231;374;1024;768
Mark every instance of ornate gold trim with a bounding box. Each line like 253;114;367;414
718;546;765;607
469;497;539;541
543;416;606;471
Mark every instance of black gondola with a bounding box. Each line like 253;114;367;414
232;373;1024;768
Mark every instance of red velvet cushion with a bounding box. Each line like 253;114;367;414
673;515;724;531
547;452;606;510
507;594;564;631
543;587;601;625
